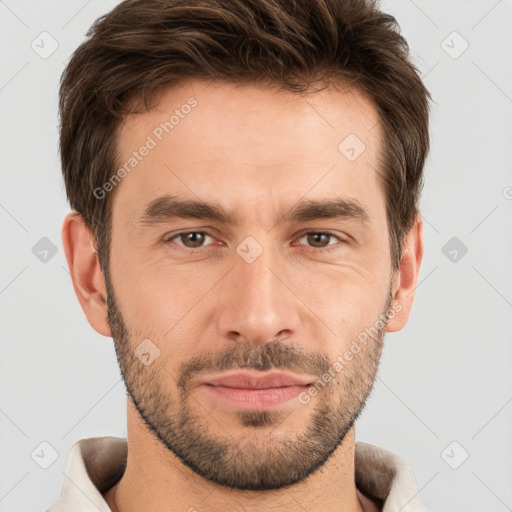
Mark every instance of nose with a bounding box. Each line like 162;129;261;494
215;245;300;347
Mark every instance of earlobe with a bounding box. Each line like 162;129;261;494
386;215;424;333
61;212;112;337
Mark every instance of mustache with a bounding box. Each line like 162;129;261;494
177;340;332;391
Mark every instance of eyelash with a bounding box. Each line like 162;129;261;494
163;230;348;254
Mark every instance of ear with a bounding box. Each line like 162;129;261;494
61;212;112;337
386;214;424;332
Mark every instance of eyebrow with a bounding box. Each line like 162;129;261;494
136;194;371;227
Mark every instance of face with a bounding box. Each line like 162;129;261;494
105;79;397;491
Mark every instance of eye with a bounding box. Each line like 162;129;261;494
165;231;216;250
296;231;347;250
164;229;348;253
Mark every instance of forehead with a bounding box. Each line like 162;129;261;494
112;78;384;227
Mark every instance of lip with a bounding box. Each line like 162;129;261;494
198;370;315;411
199;369;316;389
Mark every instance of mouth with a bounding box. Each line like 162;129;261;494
198;370;315;411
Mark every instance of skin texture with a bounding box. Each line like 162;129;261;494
62;79;423;512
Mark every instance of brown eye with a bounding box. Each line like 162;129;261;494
298;231;345;249
167;231;214;249
306;233;330;248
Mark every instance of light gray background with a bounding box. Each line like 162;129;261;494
1;1;511;511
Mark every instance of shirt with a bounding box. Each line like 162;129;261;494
47;436;427;511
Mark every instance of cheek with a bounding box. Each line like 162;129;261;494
311;278;385;338
114;260;216;341
295;260;390;347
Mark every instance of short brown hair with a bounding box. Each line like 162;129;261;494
59;0;430;275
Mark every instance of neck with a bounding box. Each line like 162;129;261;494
103;402;378;512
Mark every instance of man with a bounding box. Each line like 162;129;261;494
50;0;430;510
